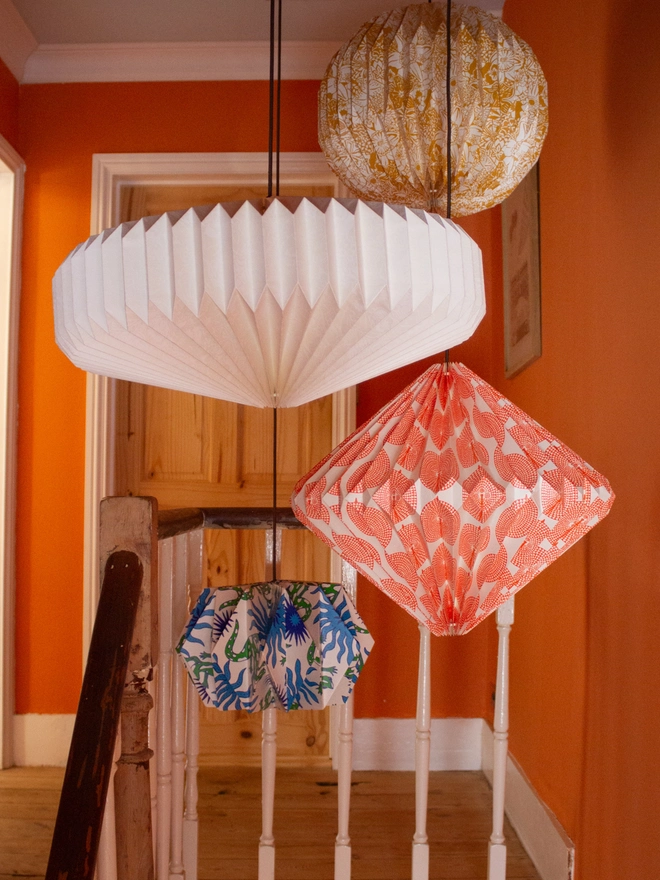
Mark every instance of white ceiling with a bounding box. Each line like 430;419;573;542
11;0;504;45
0;0;506;83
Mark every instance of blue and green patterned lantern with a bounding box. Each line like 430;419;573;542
177;581;373;713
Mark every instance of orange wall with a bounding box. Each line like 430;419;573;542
0;58;19;149
16;80;497;722
498;1;660;877
15;81;319;713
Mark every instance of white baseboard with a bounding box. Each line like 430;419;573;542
481;724;575;880
13;713;75;767
351;717;483;771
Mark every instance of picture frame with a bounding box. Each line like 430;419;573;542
502;162;542;378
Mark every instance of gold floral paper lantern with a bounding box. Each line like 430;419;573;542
319;3;548;216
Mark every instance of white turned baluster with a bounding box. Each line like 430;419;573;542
157;539;174;880
97;734;120;880
259;707;278;880
170;535;188;880
183;529;204;880
412;625;431;880
488;597;515;880
334;560;357;880
259;527;280;880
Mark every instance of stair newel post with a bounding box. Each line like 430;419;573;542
103;496;158;880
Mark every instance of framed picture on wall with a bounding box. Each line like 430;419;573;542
502;162;542;378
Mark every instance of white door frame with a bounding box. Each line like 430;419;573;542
84;151;354;657
0;134;24;767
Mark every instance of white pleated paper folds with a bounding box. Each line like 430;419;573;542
53;197;485;408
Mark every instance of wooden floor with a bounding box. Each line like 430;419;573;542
0;766;541;880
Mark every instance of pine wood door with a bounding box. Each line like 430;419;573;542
114;182;335;766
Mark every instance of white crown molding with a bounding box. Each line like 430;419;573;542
22;40;342;84
0;0;37;82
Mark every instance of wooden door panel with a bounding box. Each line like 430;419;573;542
114;180;337;767
199;524;332;768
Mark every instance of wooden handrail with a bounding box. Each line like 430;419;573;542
157;506;305;540
45;550;144;880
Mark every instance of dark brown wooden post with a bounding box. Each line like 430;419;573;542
100;496;158;880
45;550;143;880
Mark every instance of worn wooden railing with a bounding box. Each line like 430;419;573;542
46;495;514;880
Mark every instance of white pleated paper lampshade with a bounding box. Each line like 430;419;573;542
53;197;485;408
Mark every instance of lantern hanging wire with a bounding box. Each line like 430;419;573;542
267;0;283;579
445;0;452;367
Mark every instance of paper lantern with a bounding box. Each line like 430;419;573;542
52;197;485;408
319;3;548;216
177;580;373;711
292;363;613;636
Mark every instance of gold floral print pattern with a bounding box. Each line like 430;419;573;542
319;3;548;216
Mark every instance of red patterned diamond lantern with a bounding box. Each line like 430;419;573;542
292;363;614;636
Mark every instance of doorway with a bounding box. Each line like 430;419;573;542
0;134;24;768
86;153;354;765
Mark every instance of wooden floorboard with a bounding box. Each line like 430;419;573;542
0;766;541;880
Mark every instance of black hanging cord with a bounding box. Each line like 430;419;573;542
276;0;282;196
267;0;275;198
270;397;278;578
446;0;452;221
267;0;283;198
444;0;453;369
267;0;283;576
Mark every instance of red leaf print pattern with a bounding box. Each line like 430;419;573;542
541;468;581;519
355;434;379;461
305;479;330;523
399;523;430;568
396;426;425;471
509;425;550;468
456;425;489;468
420;449;459;492
386;552;419;589
381;578;418;611
417;394;437;430
462;467;506;522
493;448;538;489
364;449;392;489
345;461;373;493
430;407;454;450
346;501;393;548
331;432;371;467
420;498;460;545
385;408;416;445
432;544;456;586
477;547;508;588
291;362;614;638
459;524;490;567
495;498;538;543
453;372;476;401
373;472;417;522
450;390;468;430
472;406;505;447
332;533;380;568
